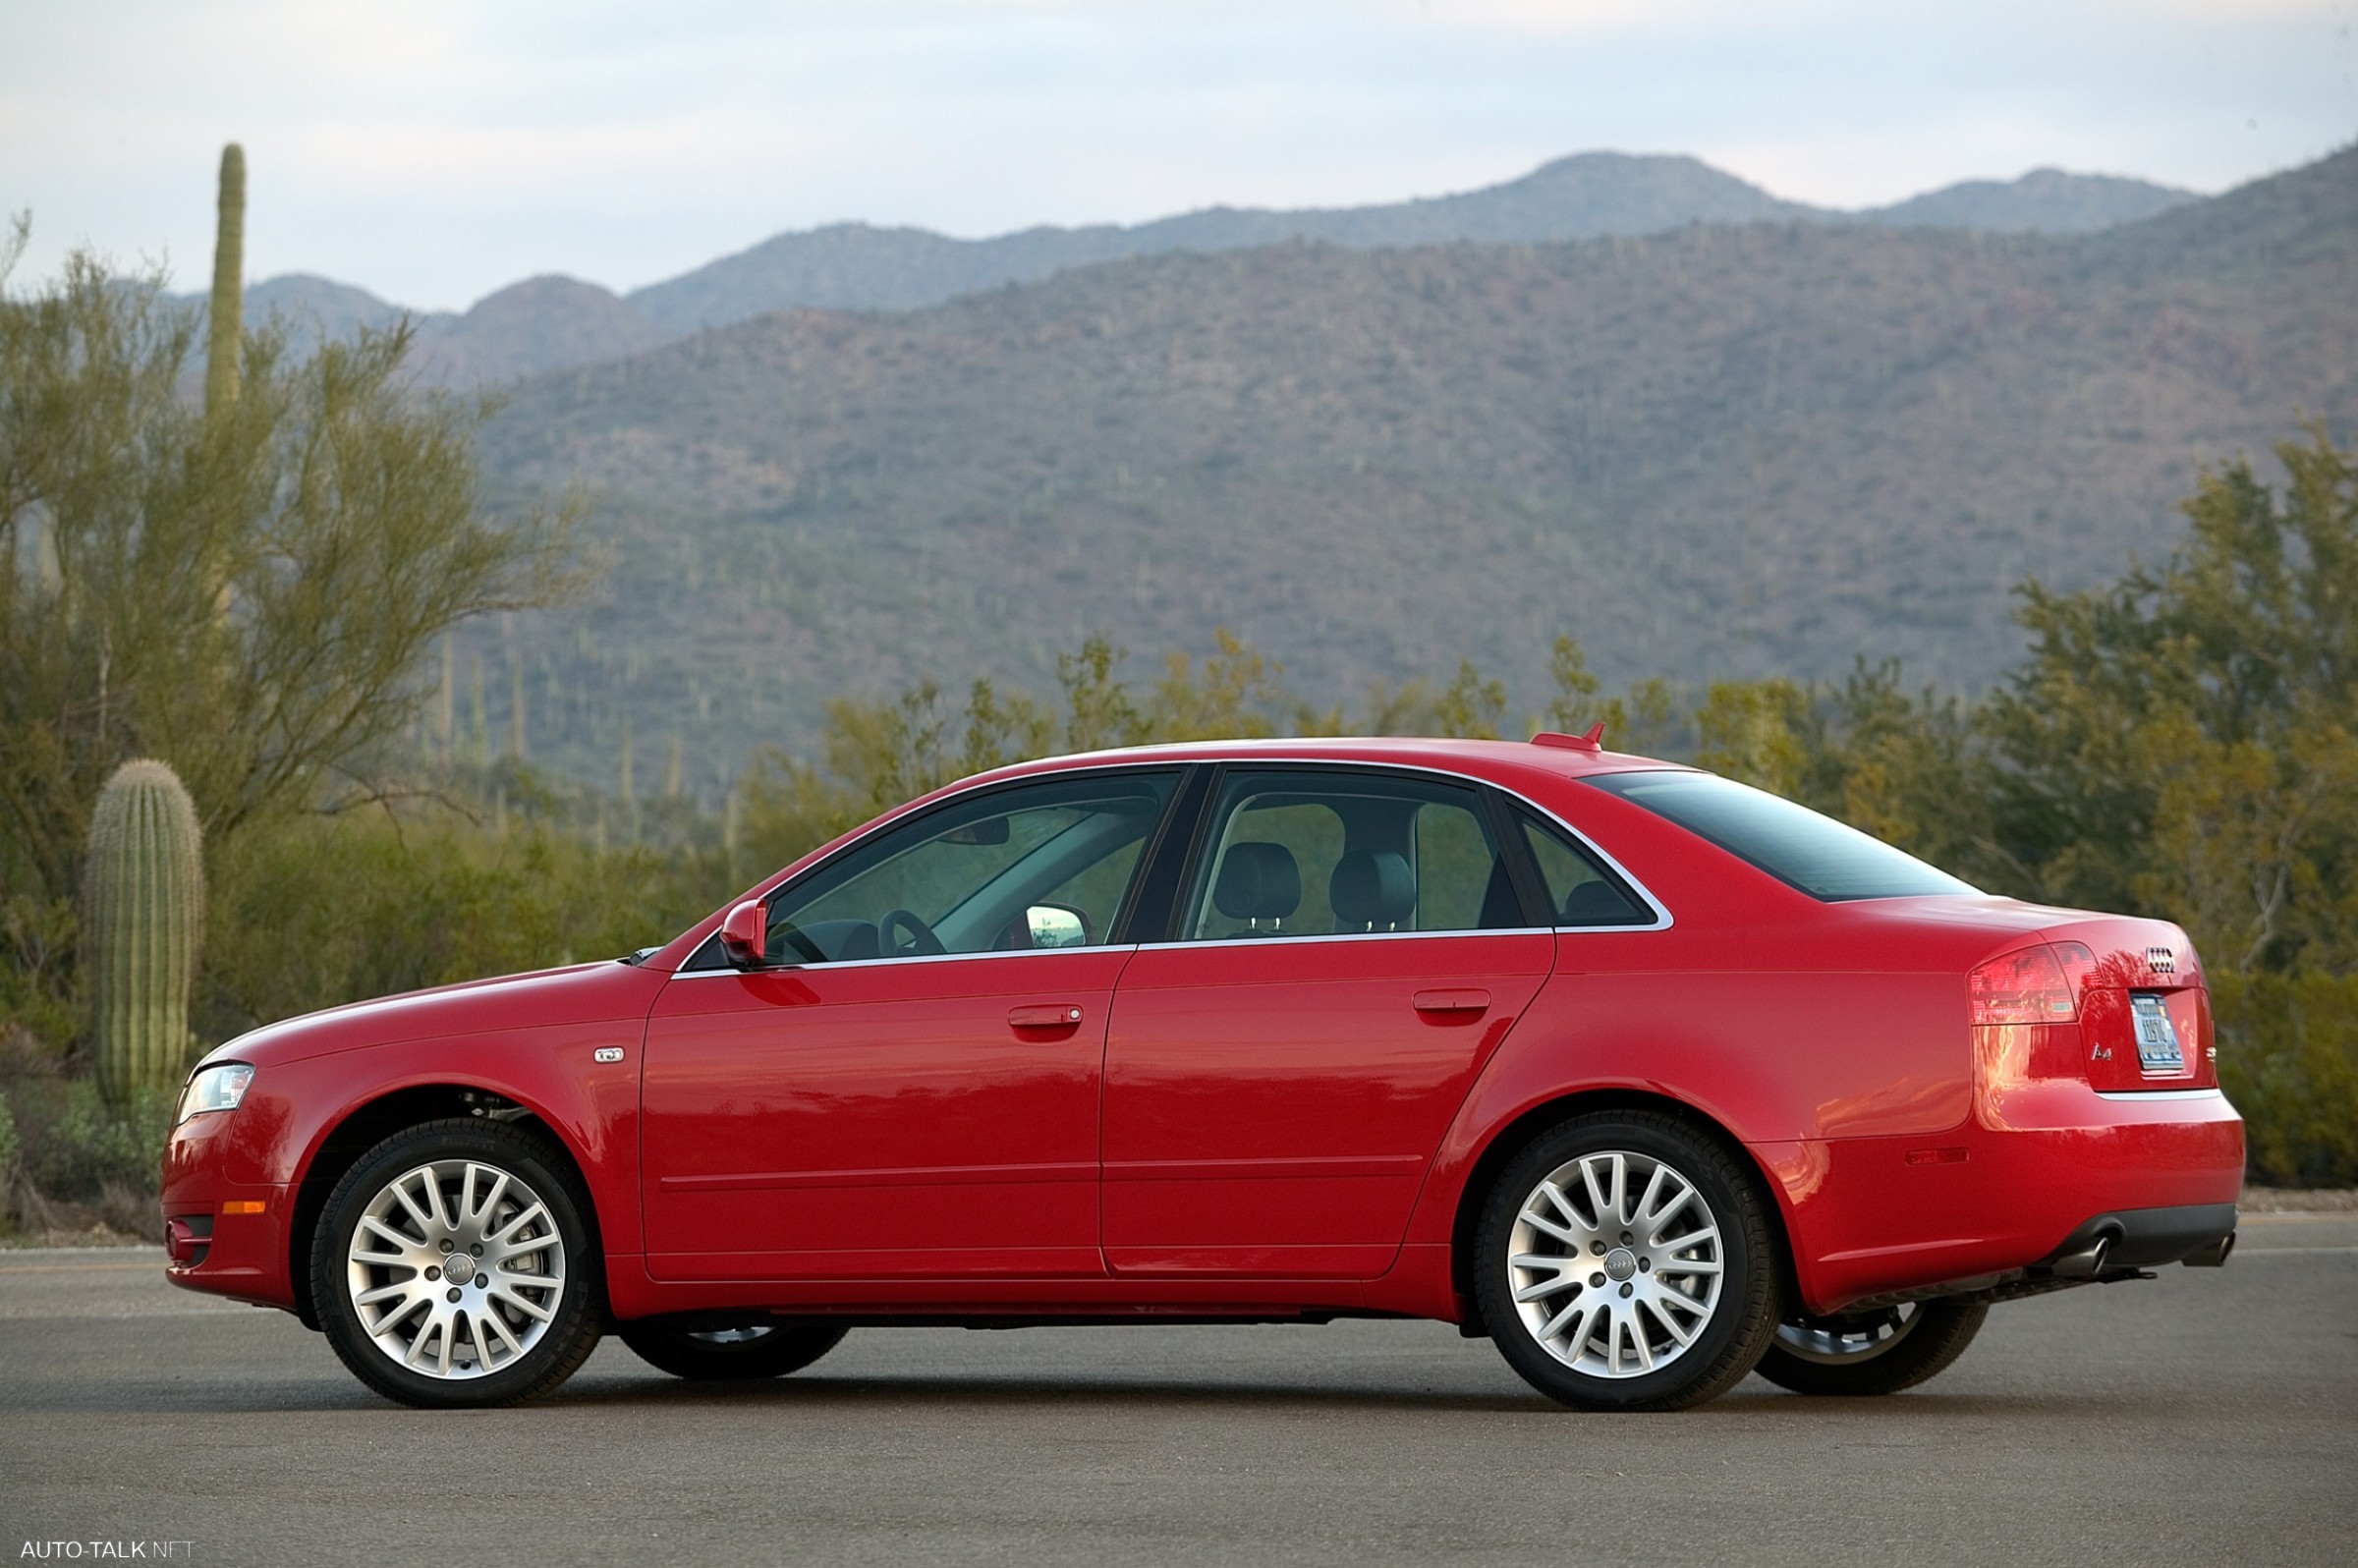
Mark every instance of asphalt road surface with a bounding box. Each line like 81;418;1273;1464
4;1215;2353;1568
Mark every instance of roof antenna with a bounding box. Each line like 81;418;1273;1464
1530;723;1605;754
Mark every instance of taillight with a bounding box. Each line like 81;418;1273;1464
2049;940;2096;999
1970;944;2079;1025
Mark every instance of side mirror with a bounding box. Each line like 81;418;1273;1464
717;898;769;969
1024;904;1090;949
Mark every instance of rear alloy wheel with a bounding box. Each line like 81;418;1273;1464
314;1119;603;1408
620;1320;849;1381
1474;1112;1777;1411
1754;1300;1989;1396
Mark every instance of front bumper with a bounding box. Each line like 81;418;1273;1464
162;1112;298;1312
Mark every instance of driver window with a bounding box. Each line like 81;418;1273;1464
758;772;1179;963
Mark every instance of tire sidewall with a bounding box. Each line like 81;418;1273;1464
618;1321;850;1380
1755;1300;1989;1396
313;1119;603;1408
1475;1112;1775;1411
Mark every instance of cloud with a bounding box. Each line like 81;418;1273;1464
2;0;2349;308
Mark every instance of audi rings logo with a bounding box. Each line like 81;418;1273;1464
2145;946;2177;974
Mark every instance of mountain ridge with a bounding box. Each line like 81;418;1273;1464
196;153;2197;388
456;146;2353;796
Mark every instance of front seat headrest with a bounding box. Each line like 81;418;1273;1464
1212;841;1302;923
1331;850;1415;929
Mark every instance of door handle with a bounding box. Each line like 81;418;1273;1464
1413;988;1490;1016
1009;1003;1087;1030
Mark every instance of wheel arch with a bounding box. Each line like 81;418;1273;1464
287;1083;597;1330
1445;1087;1801;1333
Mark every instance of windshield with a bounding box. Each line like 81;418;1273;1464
1584;770;1977;901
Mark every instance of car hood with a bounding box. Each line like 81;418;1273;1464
199;960;667;1071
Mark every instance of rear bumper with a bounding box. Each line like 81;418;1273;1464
2042;1203;2238;1270
1763;1087;2244;1314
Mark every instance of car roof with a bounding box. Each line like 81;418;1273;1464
960;734;1691;792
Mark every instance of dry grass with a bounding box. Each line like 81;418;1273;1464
0;1179;160;1249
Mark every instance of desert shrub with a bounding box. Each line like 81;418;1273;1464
200;804;734;1039
19;1079;175;1204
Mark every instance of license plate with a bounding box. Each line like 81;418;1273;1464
2130;993;2183;1071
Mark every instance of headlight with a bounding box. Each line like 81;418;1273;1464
176;1063;254;1125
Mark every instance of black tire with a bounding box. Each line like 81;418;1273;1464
312;1118;604;1409
1754;1300;1989;1396
619;1320;849;1381
1473;1111;1778;1412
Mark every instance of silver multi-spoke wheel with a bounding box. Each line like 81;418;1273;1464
1506;1148;1725;1380
345;1158;567;1381
1773;1306;1919;1366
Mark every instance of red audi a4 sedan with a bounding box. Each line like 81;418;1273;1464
163;735;2242;1410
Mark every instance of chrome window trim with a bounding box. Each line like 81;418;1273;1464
668;942;1143;979
677;754;1675;973
2093;1088;2225;1102
1134;926;1558;954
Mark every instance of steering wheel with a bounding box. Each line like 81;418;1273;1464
875;908;946;959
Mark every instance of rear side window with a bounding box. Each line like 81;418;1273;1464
1181;770;1523;939
1518;813;1655;926
1584;770;1976;901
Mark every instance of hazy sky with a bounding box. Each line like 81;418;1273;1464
4;0;2351;311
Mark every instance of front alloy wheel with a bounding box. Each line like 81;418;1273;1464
1476;1112;1777;1411
315;1120;603;1408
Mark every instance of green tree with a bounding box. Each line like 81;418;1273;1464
0;236;585;1040
1148;628;1286;740
1986;421;2358;971
1431;659;1507;740
1805;661;1991;881
1693;678;1814;795
1056;635;1149;753
1543;635;1679;755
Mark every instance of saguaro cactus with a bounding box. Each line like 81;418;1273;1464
205;142;246;419
84;760;206;1111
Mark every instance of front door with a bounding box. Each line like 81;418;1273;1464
1102;768;1553;1278
642;769;1180;1281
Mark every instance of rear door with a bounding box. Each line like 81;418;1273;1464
1100;766;1553;1278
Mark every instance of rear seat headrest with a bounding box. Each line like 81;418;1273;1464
1331;849;1415;929
1212;841;1302;922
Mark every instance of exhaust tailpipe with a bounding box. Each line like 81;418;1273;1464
2050;1232;2114;1279
2183;1232;2236;1268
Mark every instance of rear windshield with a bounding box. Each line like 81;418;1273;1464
1584;770;1977;901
